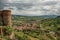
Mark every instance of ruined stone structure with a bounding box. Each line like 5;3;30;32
0;10;12;26
0;11;3;25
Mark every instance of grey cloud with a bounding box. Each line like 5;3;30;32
5;3;34;10
0;0;60;16
44;1;58;5
37;1;59;6
0;0;10;3
0;0;59;10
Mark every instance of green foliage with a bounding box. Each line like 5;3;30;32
0;16;60;40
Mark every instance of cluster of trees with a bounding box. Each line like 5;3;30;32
0;16;60;40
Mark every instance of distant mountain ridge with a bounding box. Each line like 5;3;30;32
57;16;60;18
12;15;58;18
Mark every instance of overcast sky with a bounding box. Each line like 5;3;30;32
0;0;60;16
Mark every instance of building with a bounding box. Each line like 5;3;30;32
0;10;12;26
0;11;3;26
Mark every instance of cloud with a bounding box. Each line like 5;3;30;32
0;0;60;16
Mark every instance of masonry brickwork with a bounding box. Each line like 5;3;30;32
0;10;12;26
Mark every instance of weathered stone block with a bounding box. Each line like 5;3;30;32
0;10;12;26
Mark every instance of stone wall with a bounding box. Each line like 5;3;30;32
0;10;12;26
0;11;3;25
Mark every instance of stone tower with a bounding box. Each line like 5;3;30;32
0;11;3;25
2;10;12;26
0;10;12;26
